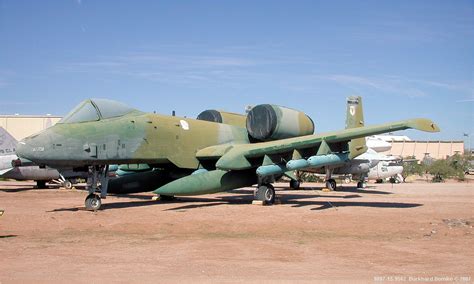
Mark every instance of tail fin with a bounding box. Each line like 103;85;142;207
345;96;367;158
346;96;364;129
0;127;17;156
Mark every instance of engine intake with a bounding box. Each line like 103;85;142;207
246;104;314;141
197;110;247;128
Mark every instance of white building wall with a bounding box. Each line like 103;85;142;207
381;141;465;160
0;115;62;141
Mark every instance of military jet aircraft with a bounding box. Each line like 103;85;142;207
17;97;439;210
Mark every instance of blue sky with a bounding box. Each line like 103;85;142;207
0;0;473;142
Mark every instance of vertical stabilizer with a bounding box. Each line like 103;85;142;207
345;96;367;158
346;96;364;129
0;127;18;156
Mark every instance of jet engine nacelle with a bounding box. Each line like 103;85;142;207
197;110;247;128
246;104;314;141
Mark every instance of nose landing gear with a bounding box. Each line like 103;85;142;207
84;165;109;211
85;193;102;211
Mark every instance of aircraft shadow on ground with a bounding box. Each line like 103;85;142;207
325;187;393;195
306;201;421;211
46;189;413;212
0;187;37;192
0;234;18;239
47;195;250;212
274;192;420;210
0;184;71;192
274;185;393;195
102;195;251;211
48;200;164;212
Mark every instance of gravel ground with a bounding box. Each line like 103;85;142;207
0;180;473;283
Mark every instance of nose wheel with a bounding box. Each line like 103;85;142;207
85;194;101;211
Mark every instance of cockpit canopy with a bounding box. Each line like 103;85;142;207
58;99;139;124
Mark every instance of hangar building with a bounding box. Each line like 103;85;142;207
381;140;465;160
0;115;62;141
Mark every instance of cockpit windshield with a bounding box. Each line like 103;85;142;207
58;99;136;124
92;99;135;119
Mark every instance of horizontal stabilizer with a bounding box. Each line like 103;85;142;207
0;167;13;175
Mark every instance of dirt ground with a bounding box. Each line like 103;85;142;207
0;180;473;283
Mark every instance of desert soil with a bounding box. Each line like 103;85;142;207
1;181;473;283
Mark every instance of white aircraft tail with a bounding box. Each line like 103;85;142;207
0;127;17;157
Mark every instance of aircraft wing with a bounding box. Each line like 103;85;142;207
0;168;13;175
197;118;439;171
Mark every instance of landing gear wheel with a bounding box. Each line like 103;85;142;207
85;194;101;211
63;180;73;189
357;181;364;189
36;180;47;189
289;179;300;190
326;179;337;191
256;184;275;204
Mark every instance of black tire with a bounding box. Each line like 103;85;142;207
63;180;73;189
36;180;47;189
289;179;300;190
357;181;364;189
326;179;336;191
85;194;101;211
256;184;275;204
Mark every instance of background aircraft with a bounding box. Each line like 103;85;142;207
17;97;439;210
366;136;393;152
299;148;404;188
0;127;82;188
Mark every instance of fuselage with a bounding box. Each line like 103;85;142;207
367;161;403;180
17;112;249;169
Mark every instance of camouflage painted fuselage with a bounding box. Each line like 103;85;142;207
18;111;249;169
16;97;439;199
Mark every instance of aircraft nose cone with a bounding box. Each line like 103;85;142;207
16;132;49;163
16;140;32;160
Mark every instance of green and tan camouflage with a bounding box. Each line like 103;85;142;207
197;110;247;128
246;104;314;141
16;97;440;209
